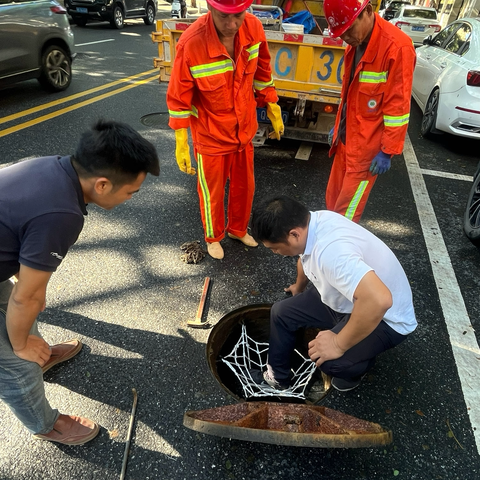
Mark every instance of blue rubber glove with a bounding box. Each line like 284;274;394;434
369;151;391;175
328;127;334;147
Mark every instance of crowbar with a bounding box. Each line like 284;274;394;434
120;388;138;480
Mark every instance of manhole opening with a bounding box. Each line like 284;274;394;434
207;304;330;404
140;112;170;130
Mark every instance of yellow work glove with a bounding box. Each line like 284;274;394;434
175;128;196;175
266;103;284;141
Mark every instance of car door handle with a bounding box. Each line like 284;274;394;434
440;62;447;69
425;54;432;60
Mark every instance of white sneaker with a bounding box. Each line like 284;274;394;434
263;364;289;390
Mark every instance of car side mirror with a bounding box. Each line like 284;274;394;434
423;35;433;46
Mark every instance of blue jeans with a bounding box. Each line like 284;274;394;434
0;280;58;434
269;286;408;384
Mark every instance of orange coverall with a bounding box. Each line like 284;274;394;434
327;13;416;223
167;12;278;242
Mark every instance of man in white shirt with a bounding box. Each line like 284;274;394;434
250;195;417;391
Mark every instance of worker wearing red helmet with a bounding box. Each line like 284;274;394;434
323;0;416;223
166;0;284;259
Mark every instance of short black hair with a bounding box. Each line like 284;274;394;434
73;119;160;186
251;195;310;243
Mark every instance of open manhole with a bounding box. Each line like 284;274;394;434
140;112;170;130
206;304;330;404
183;304;393;448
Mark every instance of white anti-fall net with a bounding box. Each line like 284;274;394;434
221;323;317;399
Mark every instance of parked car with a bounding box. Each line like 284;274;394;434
464;161;480;245
379;0;411;21
65;0;157;29
390;6;441;46
412;18;480;140
0;0;74;92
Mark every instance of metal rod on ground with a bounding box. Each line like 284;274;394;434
120;388;138;480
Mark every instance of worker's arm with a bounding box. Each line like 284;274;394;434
6;264;52;365
308;270;392;366
166;42;195;131
380;43;416;156
166;41;197;174
284;258;309;296
253;25;278;106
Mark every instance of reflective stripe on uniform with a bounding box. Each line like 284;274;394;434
169;109;191;119
384;113;410;127
190;59;233;78
254;75;274;90
345;181;369;221
197;153;214;238
246;42;260;61
191;105;198;118
359;71;387;83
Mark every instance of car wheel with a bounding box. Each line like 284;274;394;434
38;45;72;92
73;17;88;27
144;3;155;25
463;164;480;246
111;5;124;29
421;89;441;139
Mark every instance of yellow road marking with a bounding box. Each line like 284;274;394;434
0;74;159;138
0;68;158;126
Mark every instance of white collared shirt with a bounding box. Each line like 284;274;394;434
300;211;417;335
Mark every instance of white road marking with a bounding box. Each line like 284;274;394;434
75;39;115;46
421;168;473;182
404;134;480;453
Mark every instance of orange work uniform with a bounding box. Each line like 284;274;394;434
167;12;278;242
327;14;416;223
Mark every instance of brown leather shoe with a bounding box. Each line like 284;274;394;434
227;232;258;247
33;414;99;445
42;339;83;374
207;242;224;259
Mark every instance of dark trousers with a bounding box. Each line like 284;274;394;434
269;286;408;383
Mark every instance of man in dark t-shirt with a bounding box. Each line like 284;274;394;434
0;119;159;446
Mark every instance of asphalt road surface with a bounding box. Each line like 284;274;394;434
1;7;479;479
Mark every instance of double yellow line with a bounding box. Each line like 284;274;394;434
0;68;159;138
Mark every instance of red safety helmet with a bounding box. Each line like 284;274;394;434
206;0;253;14
323;0;369;38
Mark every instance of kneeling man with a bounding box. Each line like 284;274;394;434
251;195;417;392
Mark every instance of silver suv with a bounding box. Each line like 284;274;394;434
0;0;75;92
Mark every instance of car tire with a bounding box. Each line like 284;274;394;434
144;3;155;25
37;45;72;92
73;17;88;27
111;5;124;29
463;163;480;246
421;89;441;139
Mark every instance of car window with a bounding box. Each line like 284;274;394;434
389;2;406;8
444;23;472;54
432;23;459;47
393;10;401;17
403;8;437;19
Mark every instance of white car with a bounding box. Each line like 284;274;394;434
412;18;480;140
390;6;441;46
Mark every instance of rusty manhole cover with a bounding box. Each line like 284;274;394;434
140;112;170;130
184;402;393;448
